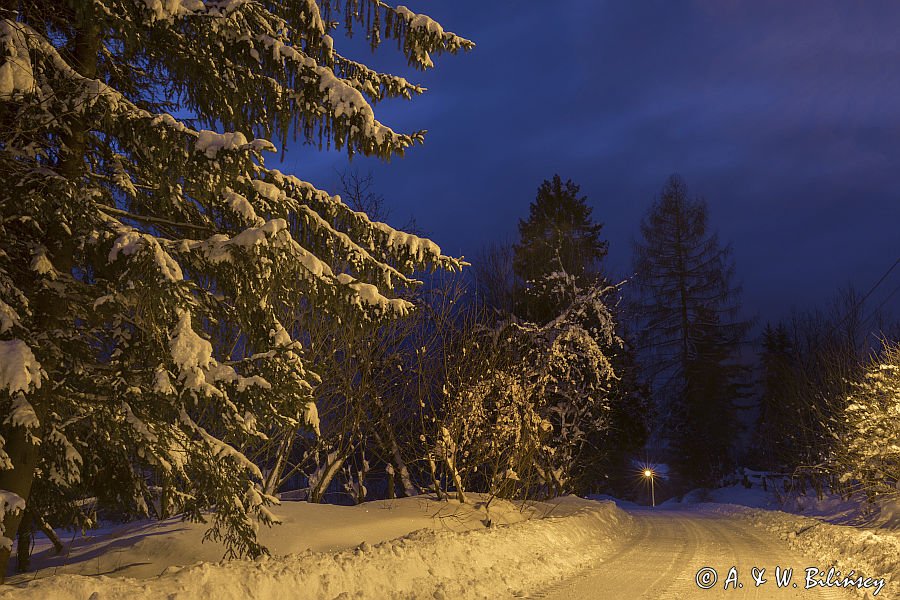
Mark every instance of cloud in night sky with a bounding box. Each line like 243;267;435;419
281;1;900;326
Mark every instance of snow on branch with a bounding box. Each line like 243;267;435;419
387;4;474;69
0;339;43;395
0;20;35;99
0;490;25;552
324;1;475;70
178;408;263;480
261;168;465;274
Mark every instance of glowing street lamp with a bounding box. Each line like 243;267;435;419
643;469;655;507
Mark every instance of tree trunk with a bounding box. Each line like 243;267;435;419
386;467;396;500
158;477;171;520
0;423;41;583
389;437;417;498
15;508;32;573
263;427;296;497
443;454;467;504
35;514;63;555
373;428;416;498
307;448;348;504
426;454;446;500
0;17;101;582
59;21;100;178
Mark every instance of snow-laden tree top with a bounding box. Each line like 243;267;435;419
0;0;471;563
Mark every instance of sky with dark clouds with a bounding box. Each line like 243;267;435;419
282;1;900;327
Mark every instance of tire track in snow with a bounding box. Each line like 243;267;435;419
533;508;859;600
534;509;699;599
523;514;650;599
711;513;859;600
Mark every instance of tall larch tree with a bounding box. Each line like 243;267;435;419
0;0;471;578
632;174;750;486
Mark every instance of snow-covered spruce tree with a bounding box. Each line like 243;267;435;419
839;342;900;499
0;0;470;576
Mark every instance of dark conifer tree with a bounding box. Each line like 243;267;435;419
581;332;651;496
504;176;649;493
755;322;796;471
512;175;608;324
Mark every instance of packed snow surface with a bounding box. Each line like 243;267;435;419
539;506;874;600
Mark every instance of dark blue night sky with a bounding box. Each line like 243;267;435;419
282;1;900;326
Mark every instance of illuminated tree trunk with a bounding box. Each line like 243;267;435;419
0;423;40;582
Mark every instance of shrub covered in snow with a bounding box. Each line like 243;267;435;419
429;282;621;500
839;342;900;499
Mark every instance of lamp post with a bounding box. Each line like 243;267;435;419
643;469;655;507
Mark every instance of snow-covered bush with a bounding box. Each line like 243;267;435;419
523;282;619;495
0;0;469;573
430;282;620;500
839;342;900;498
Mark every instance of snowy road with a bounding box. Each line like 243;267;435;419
4;498;891;600
533;508;861;600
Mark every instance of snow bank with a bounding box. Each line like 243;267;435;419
681;483;900;530
2;495;630;599
706;504;900;596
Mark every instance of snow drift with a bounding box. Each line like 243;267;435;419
708;503;899;596
1;495;630;600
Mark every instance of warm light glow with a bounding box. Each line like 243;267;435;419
643;469;653;478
